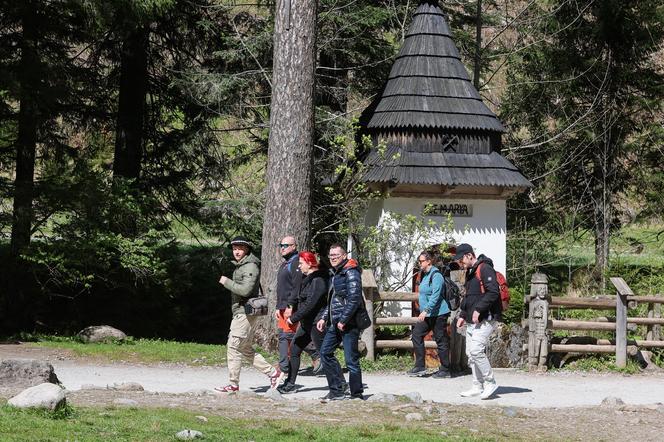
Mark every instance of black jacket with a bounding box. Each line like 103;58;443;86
287;269;328;326
460;255;502;322
317;259;363;328
276;251;301;310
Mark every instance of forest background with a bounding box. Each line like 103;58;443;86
0;0;663;347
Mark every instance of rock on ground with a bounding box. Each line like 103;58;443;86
403;392;422;404
175;429;203;440
405;413;423;421
110;382;144;391
77;325;127;343
0;359;60;387
113;398;139;406
601;397;625;407
7;383;66;410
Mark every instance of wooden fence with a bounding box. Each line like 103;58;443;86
525;275;664;368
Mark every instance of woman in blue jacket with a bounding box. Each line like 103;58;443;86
408;251;451;378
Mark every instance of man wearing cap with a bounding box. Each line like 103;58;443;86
453;243;501;400
215;236;282;393
275;236;321;378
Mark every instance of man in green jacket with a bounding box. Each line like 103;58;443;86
215;236;282;393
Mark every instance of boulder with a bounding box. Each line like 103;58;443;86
77;325;127;343
0;359;60;387
487;323;528;368
110;382;144;391
403;392;423;404
7;383;66;410
176;430;203;440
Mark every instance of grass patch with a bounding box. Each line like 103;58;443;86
0;405;483;441
28;336;227;366
552;354;642;374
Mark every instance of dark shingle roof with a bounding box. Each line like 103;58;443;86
363;146;532;188
364;3;504;132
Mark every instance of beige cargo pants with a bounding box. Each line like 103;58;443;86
227;313;274;386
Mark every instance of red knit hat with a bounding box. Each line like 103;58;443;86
299;251;319;268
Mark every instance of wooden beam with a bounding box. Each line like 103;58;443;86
376;291;418;302
626;296;664;304
375;317;418;326
611;277;631;368
550;319;616;331
550;344;616;353
549;298;616;309
376;340;437;350
610;277;634;296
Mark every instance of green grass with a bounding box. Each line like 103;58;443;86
25;335;414;372
0;405;483;442
28;336;228;366
551;354;642;374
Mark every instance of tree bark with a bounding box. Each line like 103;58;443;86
473;0;482;90
10;2;39;258
113;27;149;181
257;0;318;349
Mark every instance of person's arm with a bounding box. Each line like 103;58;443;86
473;264;500;315
423;272;444;316
339;268;363;325
222;263;259;298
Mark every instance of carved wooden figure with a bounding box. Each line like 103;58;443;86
528;273;550;371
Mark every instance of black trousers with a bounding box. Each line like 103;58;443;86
411;314;450;370
284;322;324;386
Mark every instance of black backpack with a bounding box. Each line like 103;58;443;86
442;274;460;311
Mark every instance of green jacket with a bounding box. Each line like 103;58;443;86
222;253;261;315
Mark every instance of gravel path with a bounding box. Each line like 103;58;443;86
51;361;664;408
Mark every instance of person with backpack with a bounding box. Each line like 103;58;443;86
407;251;452;379
454;243;501;400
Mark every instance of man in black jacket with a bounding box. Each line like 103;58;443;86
454;243;500;400
316;243;365;400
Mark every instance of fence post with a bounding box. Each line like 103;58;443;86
361;270;378;361
610;277;633;368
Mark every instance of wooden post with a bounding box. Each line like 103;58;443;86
361;270;378;361
610;277;633;368
646;303;662;341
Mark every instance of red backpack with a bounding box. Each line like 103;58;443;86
476;263;510;311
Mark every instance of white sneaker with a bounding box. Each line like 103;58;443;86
480;382;498;400
460;385;483;397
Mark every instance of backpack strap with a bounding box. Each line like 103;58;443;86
476;263;486;294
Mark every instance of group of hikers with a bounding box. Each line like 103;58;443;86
215;235;503;401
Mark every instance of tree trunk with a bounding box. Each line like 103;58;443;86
10;2;39;258
472;0;482;90
113;27;149;181
257;0;318;349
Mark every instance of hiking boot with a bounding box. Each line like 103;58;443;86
432;368;451;379
406;366;427;377
277;383;297;394
269;368;284;389
320;392;346;401
312;358;324;375
460;385;483;397
341;381;350;394
214;384;239;393
350;393;365;400
480;382;498;400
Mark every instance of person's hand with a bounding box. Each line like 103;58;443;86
472;310;480;324
337;322;345;331
316;319;326;332
274;310;282;320
457;317;466;328
418;312;427;322
286;317;293;326
284;307;292;319
219;276;228;285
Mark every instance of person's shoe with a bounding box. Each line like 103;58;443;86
312;358;324;375
214;384;239;393
480;382;498;400
460;385;483;397
269;368;284;389
277;383;297;394
341;381;350;394
320;392;346;401
432;368;451;379
406;367;427;377
350;393;365;400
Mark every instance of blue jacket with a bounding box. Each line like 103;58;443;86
317;259;363;328
418;267;450;317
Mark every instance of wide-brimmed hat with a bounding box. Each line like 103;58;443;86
452;243;474;261
229;236;253;250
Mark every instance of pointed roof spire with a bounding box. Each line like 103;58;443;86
364;2;504;132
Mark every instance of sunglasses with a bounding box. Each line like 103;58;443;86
279;243;294;248
418;259;428;263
